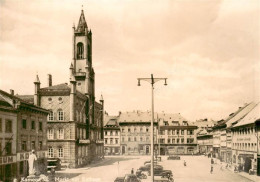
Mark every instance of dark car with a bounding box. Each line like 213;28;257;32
114;177;124;182
114;174;140;182
148;165;164;176
47;158;61;171
167;155;180;160
159;170;173;178
139;164;163;172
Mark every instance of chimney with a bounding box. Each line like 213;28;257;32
10;89;14;95
47;74;52;87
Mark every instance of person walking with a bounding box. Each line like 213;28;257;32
131;168;134;174
210;165;213;174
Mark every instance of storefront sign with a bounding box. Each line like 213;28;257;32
236;137;251;141
17;151;47;162
0;155;16;165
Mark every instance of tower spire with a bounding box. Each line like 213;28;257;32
76;7;88;33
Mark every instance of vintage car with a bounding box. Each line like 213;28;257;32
139;164;163;172
167;155;181;160
114;174;140;182
47;158;61;171
147;166;165;176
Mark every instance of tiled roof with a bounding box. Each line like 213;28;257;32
117;111;189;125
0;89;49;113
41;83;70;91
232;103;260;128
158;113;190;126
16;95;34;104
118;111;153;123
226;102;257;128
0;95;13;108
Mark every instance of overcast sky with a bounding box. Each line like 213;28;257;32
0;0;259;121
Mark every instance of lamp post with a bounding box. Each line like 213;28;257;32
137;74;167;182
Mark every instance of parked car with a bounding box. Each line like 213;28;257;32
139;164;163;172
148;165;164;176
167;155;180;160
47;158;61;171
114;174;140;182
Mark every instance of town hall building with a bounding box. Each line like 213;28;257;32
18;9;104;168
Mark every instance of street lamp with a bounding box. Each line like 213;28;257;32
137;74;167;182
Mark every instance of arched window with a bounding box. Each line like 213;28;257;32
77;42;84;59
48;110;54;121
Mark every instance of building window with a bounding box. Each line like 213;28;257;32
134;137;137;142
181;130;184;135
172;138;175;143
115;139;118;144
140;137;143;142
48;147;54;158
57;129;64;139
128;128;130;132
31;141;35;150
5;120;12;132
140;127;143;132
58;147;63;158
128;137;131;142
172;130;175;135
122;137;124;142
31;121;35;130
5;142;12;155
188;130;194;135
168;139;171;143
177;130;179;135
105;131;107;135
22;119;26;129
134;128;136;132
48;129;54;139
159;139;165;144
105;139;108;144
146;128;149;132
39;141;42;150
187;138;194;143
48;111;54;121
115;131;118;136
110;139;113;144
177;138;179;143
39;122;42;131
77;42;84;59
22;141;27;151
57;109;64;121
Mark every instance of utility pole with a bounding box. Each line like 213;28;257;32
137;74;167;182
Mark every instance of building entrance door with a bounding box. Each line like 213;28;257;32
244;157;252;173
122;146;125;154
146;146;149;155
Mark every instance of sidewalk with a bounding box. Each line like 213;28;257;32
214;159;259;182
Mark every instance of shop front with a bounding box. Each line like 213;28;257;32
0;155;17;182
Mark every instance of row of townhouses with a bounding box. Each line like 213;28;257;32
197;102;260;176
0;9;104;182
103;111;198;156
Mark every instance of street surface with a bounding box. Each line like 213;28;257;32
55;155;254;182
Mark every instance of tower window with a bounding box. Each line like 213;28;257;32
77;42;84;59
